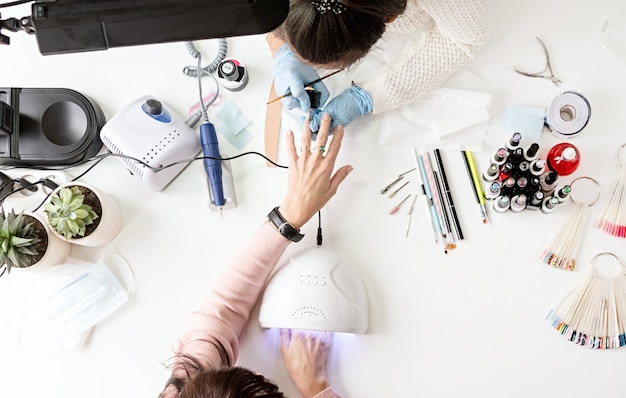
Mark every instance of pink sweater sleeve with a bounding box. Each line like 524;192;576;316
173;220;290;372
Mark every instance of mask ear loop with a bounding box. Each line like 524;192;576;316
596;143;626;238
540;176;601;271
546;252;626;349
100;252;136;298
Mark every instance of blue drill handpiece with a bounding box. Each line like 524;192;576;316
200;122;225;210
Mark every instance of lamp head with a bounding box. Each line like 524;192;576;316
259;246;368;334
1;0;289;55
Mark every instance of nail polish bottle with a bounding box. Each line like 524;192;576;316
546;142;581;176
524;143;540;162
500;176;516;196
528;175;541;191
499;163;514;181
506;132;522;153
553;185;571;202
510;194;527;213
518;160;530;174
485;181;501;200
529;158;546;176
483;163;499;182
540;171;559;193
508;148;524;165
493;195;511;213
491;147;508;165
515;176;528;194
527;191;544;210
541;196;560;214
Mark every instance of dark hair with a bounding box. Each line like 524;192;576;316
179;367;284;398
279;0;407;67
161;345;284;398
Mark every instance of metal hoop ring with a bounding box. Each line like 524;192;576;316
617;143;626;167
569;176;601;207
590;252;624;279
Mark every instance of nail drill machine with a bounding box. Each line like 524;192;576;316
99;96;237;210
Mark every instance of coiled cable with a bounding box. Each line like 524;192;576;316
182;39;228;77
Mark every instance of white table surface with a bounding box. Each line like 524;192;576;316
2;1;626;397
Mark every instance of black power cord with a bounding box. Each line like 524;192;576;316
0;150;287;210
317;210;323;246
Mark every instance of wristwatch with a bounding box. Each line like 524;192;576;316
267;206;304;242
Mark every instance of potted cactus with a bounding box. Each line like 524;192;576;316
0;209;71;277
44;182;122;247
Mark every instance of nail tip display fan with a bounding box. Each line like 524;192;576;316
546;252;626;349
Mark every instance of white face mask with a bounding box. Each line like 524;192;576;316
19;253;134;355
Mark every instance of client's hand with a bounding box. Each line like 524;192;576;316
280;329;334;398
278;113;352;229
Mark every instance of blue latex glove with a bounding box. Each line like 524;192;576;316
273;44;329;112
308;85;373;132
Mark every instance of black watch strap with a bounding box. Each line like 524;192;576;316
267;207;304;242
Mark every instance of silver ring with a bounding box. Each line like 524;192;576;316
569;176;601;207
617;143;626;167
590;252;624;279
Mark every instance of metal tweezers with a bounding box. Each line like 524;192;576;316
513;36;562;86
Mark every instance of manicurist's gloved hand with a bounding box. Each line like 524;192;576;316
273;44;329;112
309;85;373;132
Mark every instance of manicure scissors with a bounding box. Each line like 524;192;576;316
514;36;562;86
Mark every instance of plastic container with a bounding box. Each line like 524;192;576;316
0;87;105;166
217;58;249;91
546;143;581;176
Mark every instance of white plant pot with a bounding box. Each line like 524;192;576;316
47;182;122;247
25;212;72;270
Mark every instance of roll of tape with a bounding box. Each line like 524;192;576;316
545;91;591;137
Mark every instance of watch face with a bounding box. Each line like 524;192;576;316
279;223;297;238
269;207;303;242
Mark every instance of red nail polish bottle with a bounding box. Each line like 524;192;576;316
546;142;580;176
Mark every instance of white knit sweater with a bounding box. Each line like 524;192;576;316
349;0;492;114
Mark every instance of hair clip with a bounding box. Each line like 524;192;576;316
311;0;347;15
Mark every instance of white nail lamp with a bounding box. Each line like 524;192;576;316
259;246;368;334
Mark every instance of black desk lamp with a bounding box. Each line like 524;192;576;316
1;0;289;55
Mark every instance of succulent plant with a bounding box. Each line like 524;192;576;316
0;209;42;275
44;186;99;240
